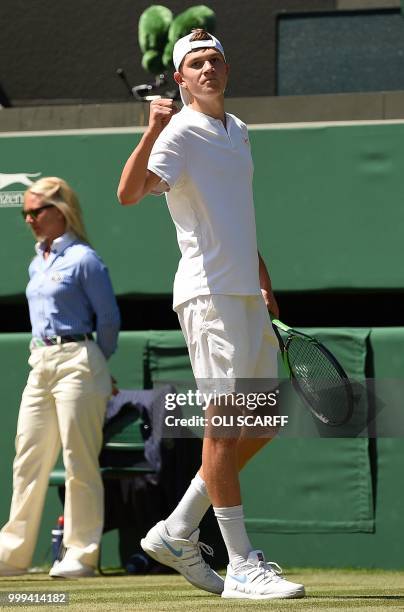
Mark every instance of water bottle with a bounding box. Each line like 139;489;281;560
51;516;64;563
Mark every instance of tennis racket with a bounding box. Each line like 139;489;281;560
272;319;354;426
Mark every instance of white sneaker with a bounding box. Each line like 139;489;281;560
49;558;95;579
0;560;27;577
222;550;305;600
141;521;224;594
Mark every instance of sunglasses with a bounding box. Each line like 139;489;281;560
21;203;55;220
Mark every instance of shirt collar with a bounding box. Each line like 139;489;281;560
182;105;230;130
35;232;77;257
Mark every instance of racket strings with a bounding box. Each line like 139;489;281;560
287;336;351;425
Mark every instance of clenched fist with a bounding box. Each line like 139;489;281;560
149;98;179;133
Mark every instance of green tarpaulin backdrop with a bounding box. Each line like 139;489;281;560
0;328;403;568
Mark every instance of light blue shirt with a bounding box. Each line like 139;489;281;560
26;232;120;359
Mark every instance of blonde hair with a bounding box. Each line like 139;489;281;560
25;177;90;244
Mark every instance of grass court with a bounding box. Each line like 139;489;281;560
1;568;403;611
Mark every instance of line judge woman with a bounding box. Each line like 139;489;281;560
0;177;120;579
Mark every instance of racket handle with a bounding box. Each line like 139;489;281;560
272;322;284;348
271;319;289;332
271;319;291;376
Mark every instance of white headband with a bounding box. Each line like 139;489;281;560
173;33;226;105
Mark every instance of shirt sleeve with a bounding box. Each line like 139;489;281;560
148;129;186;189
79;251;121;359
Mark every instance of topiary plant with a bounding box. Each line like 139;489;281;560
138;5;173;75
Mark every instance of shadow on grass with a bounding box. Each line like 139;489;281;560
313;595;404;600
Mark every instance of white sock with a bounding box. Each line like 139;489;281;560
214;505;252;569
164;473;211;539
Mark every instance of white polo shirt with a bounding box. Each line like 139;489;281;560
148;105;261;310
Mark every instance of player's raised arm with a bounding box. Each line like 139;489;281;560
117;98;178;206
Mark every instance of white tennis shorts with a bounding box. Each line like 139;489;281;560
177;295;279;386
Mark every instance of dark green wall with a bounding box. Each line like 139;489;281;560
1;329;403;569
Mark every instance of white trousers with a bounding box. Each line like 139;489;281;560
0;340;111;569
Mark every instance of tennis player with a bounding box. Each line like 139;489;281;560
117;29;304;600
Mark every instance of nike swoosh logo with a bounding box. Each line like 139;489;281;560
230;574;247;583
161;538;183;557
